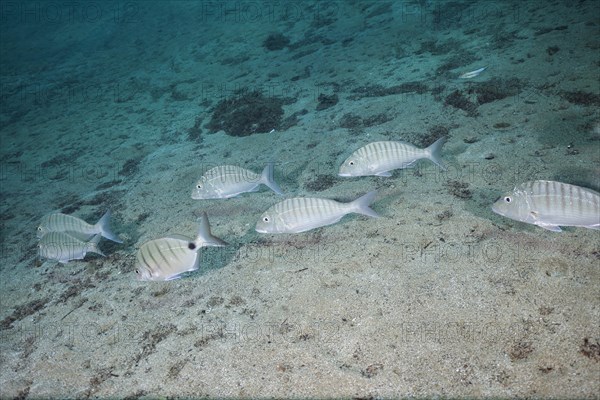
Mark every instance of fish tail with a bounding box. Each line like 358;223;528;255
350;190;380;218
87;234;106;257
195;212;228;247
260;163;284;195
426;137;447;171
96;210;123;243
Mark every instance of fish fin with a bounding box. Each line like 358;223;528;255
87;234;106;257
588;225;600;230
96;210;123;243
165;234;194;241
402;160;417;169
537;223;562;232
260;163;284;195
375;171;392;177
195;212;228;247
63;230;96;241
40;260;58;269
426;137;447;171
350;190;380;218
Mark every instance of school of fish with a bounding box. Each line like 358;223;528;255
35;133;600;280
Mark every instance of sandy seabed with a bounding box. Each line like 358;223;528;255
1;1;599;398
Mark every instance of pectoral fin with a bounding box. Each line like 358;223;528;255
536;223;562;232
375;171;392;177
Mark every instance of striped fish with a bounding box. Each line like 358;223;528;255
492;180;600;232
458;67;486;79
255;191;379;234
338;138;446;177
192;164;283;199
38;232;105;263
135;212;227;281
37;211;122;243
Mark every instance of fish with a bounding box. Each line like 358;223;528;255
492;180;600;232
38;232;105;263
338;137;446;177
135;212;227;281
191;164;283;199
37;210;122;243
458;67;486;79
255;191;379;234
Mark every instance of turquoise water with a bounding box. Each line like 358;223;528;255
1;1;599;398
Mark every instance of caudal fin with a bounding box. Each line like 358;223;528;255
87;234;106;257
260;163;284;195
196;212;228;247
426;137;447;171
350;190;380;218
96;210;123;243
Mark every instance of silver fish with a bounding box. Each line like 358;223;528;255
37;210;122;243
492;180;600;232
38;232;105;263
192;164;283;199
339;138;446;177
135;212;227;281
255;191;379;234
458;67;486;79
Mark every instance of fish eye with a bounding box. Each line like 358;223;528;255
349;161;355;166
135;269;139;274
504;196;512;203
188;242;196;250
263;216;269;222
37;227;42;231
196;184;202;189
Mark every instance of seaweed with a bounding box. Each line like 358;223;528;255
135;323;177;365
415;39;462;56
534;25;568;36
365;2;392;19
339;113;362;129
119;157;142;177
473;78;524;105
88;367;119;395
350;81;428;100
560;90;600;107
436;52;478;75
580;337;600;361
168;359;188;379
508;341;534;361
362;113;393;127
206;296;224;307
187;116;203;142
445;180;472;199
57;278;95;304
444;90;478;117
493;122;511;129
316;93;339;111
304;174;337;192
263;33;290;51
14;382;32;400
206;90;295;136
1;298;49;329
362;363;384;378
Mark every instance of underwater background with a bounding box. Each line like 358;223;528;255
1;0;599;398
